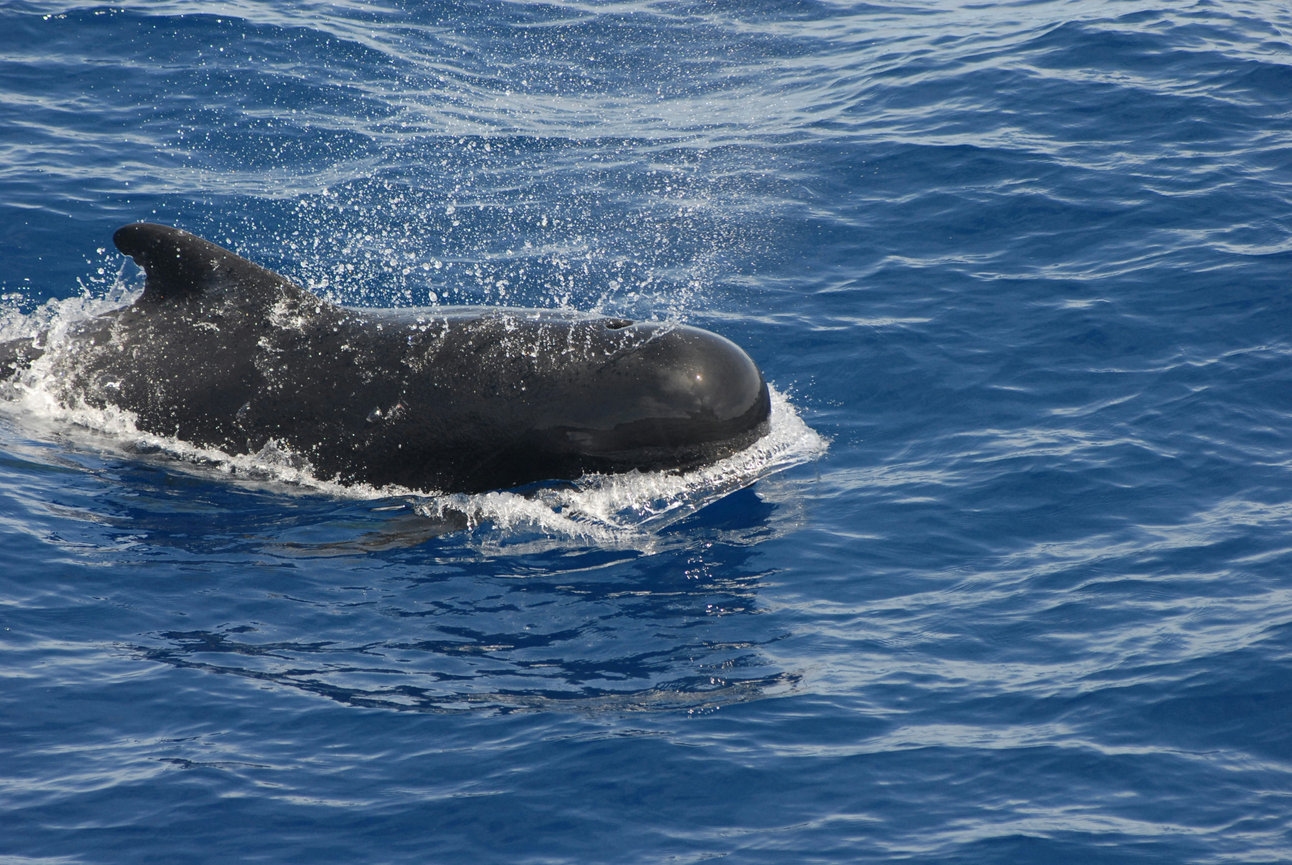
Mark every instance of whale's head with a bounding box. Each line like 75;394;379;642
544;319;772;471
381;309;773;491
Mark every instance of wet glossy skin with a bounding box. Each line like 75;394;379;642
2;224;771;492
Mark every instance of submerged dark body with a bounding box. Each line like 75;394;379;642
0;224;771;492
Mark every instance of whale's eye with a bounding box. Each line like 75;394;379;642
603;318;633;330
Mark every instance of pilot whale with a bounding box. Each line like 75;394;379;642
0;224;771;493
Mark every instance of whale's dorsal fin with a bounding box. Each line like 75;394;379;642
113;223;298;306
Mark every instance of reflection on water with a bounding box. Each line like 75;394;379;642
140;625;801;716
135;522;800;715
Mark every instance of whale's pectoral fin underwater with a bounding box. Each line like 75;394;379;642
1;223;773;493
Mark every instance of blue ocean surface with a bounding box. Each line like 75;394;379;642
3;1;1292;862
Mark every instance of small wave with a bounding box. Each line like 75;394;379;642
136;624;803;716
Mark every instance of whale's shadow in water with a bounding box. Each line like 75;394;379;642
128;492;800;717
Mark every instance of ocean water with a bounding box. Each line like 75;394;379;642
3;0;1292;862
